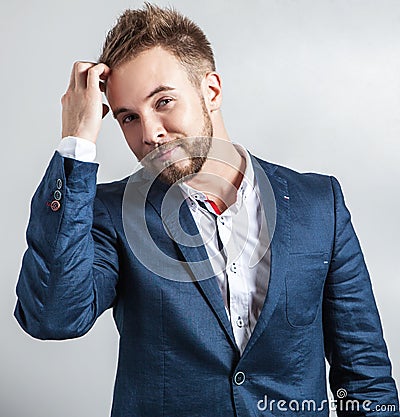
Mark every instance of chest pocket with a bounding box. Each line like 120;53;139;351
285;253;330;327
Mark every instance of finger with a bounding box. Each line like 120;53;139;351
102;103;110;119
87;63;110;90
99;63;111;81
74;61;96;90
99;65;111;93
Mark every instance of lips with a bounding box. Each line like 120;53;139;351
150;143;180;161
160;145;177;159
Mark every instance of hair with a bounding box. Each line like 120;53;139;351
99;3;216;86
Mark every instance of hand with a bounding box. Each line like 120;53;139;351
61;62;110;143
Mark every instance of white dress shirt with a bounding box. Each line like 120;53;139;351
57;137;271;354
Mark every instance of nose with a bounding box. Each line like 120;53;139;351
141;114;167;147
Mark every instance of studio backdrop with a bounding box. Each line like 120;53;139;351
1;1;399;416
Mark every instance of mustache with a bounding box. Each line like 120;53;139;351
148;138;185;160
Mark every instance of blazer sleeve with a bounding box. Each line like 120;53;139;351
323;176;399;416
14;151;119;340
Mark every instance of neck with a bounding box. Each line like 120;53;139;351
186;137;245;212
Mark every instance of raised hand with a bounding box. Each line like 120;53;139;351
61;62;110;143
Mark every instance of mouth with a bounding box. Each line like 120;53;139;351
150;143;181;162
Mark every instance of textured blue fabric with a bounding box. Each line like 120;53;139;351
15;151;399;417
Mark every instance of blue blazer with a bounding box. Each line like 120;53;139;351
15;151;399;417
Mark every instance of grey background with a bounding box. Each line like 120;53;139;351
1;0;399;416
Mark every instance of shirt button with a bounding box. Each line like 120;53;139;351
233;371;246;386
230;263;237;273
56;178;62;189
50;200;61;212
236;317;244;328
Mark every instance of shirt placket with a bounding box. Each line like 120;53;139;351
217;210;251;354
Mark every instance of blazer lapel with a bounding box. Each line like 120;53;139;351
137;173;238;351
168;202;238;350
242;158;290;358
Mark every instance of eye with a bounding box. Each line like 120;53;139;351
122;114;139;124
156;98;173;109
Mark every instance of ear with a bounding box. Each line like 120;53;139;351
201;72;222;112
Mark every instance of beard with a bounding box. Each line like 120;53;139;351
142;99;213;185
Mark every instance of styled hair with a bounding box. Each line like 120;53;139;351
99;3;216;86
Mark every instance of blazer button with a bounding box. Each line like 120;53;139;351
53;190;62;201
50;200;61;212
56;178;63;189
233;371;246;386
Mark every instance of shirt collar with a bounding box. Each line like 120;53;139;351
179;143;255;211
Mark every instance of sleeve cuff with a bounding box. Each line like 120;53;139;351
57;136;96;162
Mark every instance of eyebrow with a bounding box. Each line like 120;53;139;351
112;85;176;119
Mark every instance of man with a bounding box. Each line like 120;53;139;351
15;4;399;416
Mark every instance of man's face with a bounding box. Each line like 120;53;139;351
106;47;213;184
